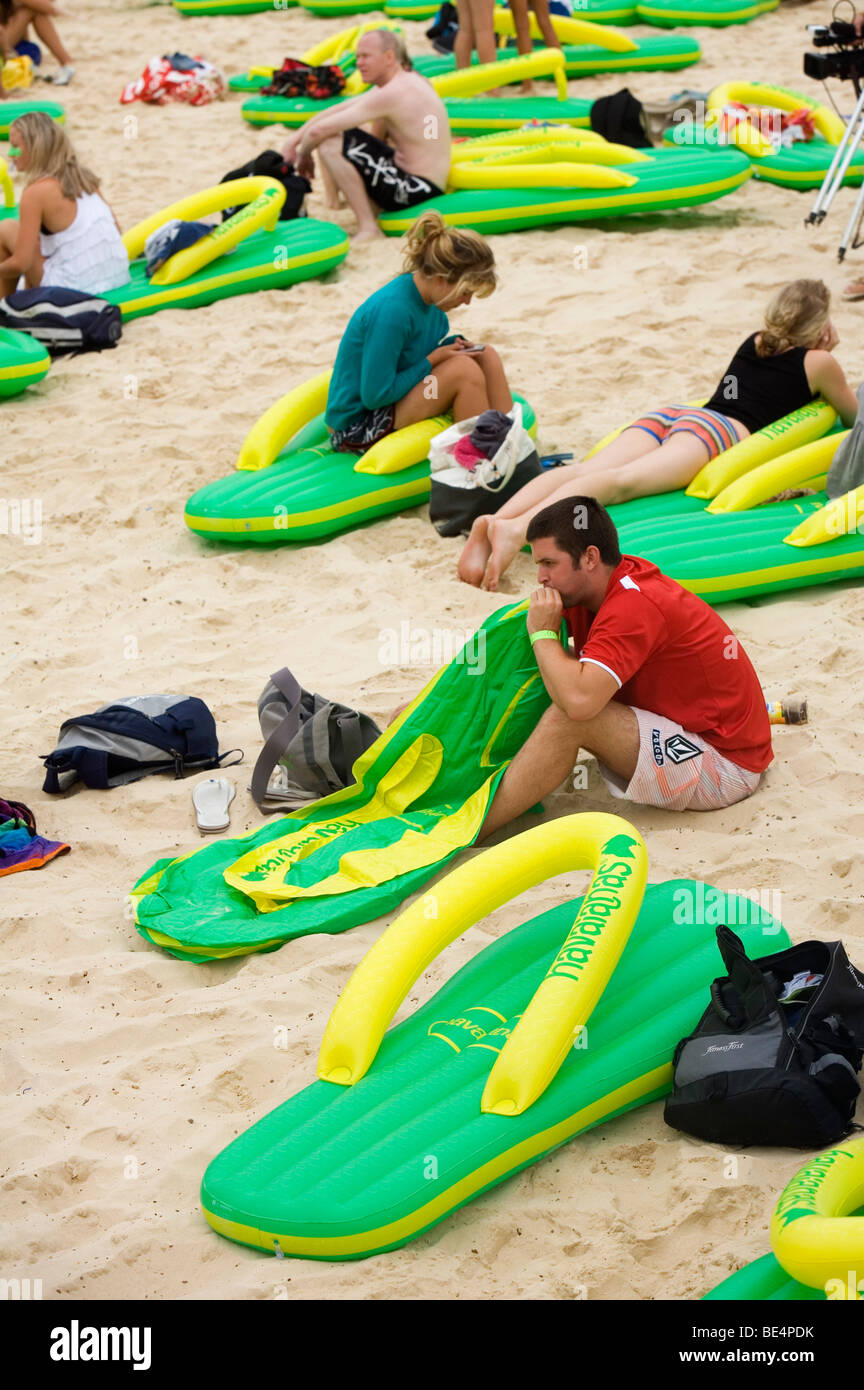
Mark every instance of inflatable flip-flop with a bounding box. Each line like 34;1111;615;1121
386;0;638;17
200;814;788;1259
184;370;536;544
378;143;751;235
636;0;777;23
98;177;348;321
242;89;595;136
0;327;50;399
0;98;64;140
706;1141;864;1301
416;11;701;79
173;0;291;12
132;602;553;961
241;45;581;132
665;81;864;189
605;401;864;602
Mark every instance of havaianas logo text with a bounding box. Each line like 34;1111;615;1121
240;819;361;881
546;834;638;982
774;1147;856;1228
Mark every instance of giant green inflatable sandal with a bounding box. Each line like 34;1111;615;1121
0;99;64;140
133;603;552;961
0;327;50;399
201;815;788;1259
184;368;536;544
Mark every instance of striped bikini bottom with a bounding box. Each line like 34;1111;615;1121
628;406;744;459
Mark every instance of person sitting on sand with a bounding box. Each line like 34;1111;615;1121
0;112;129;296
280;29;450;243
474;495;773;839
0;0;75;87
325;208;514;453
459;278;859;590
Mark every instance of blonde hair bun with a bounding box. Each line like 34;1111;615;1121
758;279;830;357
402;210;497;299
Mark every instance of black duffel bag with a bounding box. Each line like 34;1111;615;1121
664;925;864;1149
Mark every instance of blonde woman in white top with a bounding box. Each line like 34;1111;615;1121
0;112;129;296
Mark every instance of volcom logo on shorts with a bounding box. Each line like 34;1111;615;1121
665;734;702;764
651;728;664;766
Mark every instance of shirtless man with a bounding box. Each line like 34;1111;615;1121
280;29;451;243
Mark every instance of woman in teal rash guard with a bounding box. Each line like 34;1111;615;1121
326;209;515;453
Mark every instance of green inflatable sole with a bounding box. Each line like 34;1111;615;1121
413;34;700;79
705;1251;832;1301
0;99;64;139
201;885;787;1259
184;396;535;544
100;220;347;322
635;0;777;23
133;604;552;961
174;0;295;12
607;486;864;603
241;91;593;134
0;327;50;399
377;148;752;235
665;126;864;189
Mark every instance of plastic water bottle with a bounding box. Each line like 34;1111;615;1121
766;698;808;726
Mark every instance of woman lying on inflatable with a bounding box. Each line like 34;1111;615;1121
459;278;859;589
327;209;515;452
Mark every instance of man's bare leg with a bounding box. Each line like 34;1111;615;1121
477;702;640;841
318;136;384;241
318;155;345;210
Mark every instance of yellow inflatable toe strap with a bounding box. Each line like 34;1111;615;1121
318;812;648;1117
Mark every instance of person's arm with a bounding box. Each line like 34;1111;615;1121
295;85;389;157
805;349;859;428
358;303;445;410
0;182;44;279
526;586;619;721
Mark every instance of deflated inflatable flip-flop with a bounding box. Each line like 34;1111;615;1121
706;1141;864;1301
132;603;552;961
200;814;787;1259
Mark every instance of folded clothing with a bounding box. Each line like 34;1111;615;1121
0;798;70;877
144;218;214;278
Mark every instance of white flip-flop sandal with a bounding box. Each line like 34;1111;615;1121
193;777;236;835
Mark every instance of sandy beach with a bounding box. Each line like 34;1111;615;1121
2;0;863;1301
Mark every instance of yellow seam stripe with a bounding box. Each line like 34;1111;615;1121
185;476;429;534
202;1063;671;1256
382;169;748;230
685;548;864;595
0;360;48;380
118;241;345;316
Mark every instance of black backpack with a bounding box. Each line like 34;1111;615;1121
0;287;122;355
219;150;311;221
664;926;864;1149
42;695;241;792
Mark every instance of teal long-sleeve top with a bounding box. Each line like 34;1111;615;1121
325;274;451;433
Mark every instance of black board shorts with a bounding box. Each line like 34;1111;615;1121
341;128;444;211
330;403;396;454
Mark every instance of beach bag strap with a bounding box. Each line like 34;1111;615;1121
250;667;304;810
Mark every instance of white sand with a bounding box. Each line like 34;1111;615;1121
2;0;862;1301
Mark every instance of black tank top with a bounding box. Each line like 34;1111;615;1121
703;333;814;434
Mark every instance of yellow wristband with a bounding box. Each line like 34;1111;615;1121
529;629;559;647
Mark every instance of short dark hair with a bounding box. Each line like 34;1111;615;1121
526;496;622;567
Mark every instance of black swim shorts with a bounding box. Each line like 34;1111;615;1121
341;128;444;211
330;403;396;454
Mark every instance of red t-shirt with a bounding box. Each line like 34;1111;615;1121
563;555;773;773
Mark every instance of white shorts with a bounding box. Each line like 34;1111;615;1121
597;706;763;812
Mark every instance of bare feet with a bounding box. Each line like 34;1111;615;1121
842;280;864;302
483;516;524;591
353;225;386;243
457;514;492;586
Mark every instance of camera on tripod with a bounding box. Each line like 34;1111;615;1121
804;19;864;83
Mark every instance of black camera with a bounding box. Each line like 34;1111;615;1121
804;19;864;83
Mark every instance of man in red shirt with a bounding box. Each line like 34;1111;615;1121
479;496;773;840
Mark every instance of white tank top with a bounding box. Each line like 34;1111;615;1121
40;192;130;294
